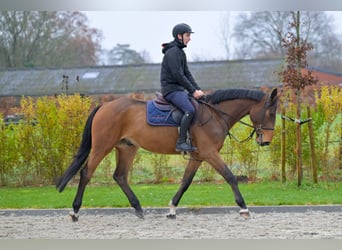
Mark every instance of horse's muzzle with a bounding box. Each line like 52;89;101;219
258;141;270;146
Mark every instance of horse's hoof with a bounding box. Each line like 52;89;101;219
69;212;79;222
166;213;176;219
135;210;144;219
239;209;251;219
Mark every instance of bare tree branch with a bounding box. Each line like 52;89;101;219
0;11;103;68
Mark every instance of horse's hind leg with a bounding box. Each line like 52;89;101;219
113;144;143;218
167;159;202;219
70;150;109;221
206;152;250;219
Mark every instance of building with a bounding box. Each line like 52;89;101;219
1;58;341;115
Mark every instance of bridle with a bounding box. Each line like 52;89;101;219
197;95;275;144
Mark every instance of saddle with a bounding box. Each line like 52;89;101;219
146;92;198;127
153;92;173;109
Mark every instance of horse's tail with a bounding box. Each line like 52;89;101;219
56;105;102;192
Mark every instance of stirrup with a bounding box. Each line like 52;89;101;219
176;142;197;152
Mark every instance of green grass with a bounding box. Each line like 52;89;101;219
1;181;342;209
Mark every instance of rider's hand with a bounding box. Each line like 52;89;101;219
193;90;204;99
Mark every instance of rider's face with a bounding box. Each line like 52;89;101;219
178;32;191;45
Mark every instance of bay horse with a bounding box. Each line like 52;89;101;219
56;88;278;221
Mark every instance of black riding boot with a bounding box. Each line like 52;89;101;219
176;112;197;152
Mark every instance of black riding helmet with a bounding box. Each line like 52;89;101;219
172;23;194;38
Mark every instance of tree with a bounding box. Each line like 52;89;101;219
232;11;342;71
278;11;318;186
233;11;289;59
218;12;233;60
107;43;150;65
0;11;103;68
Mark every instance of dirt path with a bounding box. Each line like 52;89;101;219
1;206;342;239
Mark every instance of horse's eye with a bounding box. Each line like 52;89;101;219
268;107;276;118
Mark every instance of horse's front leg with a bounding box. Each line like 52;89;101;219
167;159;202;219
206;152;250;219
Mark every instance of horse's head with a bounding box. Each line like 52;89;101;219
249;88;278;146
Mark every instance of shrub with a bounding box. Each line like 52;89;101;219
0;94;92;186
0;87;340;186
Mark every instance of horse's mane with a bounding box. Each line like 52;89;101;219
206;88;266;104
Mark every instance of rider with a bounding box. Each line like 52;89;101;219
160;23;205;152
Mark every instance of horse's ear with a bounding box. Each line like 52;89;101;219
270;88;278;102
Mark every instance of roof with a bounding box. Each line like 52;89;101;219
302;68;342;85
0;58;340;97
0;59;284;97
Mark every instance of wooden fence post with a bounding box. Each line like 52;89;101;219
281;108;286;183
307;106;318;183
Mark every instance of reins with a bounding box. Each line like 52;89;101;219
196;96;274;144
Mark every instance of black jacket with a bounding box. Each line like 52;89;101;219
160;39;201;97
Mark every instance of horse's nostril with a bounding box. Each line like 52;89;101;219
257;141;270;146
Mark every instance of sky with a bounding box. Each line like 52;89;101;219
83;11;342;64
